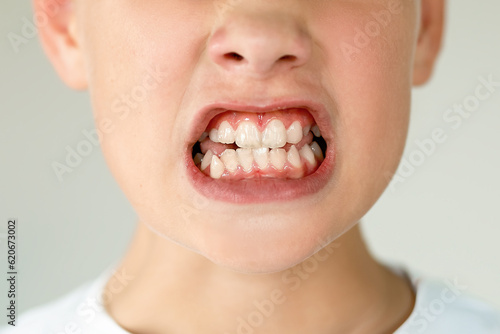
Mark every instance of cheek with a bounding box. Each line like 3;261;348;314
310;2;417;205
79;2;211;199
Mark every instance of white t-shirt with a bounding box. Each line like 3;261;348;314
1;265;499;334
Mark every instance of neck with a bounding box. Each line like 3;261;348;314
104;222;415;334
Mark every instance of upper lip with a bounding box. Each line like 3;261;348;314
187;98;333;146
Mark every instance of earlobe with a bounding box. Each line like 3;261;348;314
412;0;445;86
35;0;87;90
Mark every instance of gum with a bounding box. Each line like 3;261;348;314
205;108;315;132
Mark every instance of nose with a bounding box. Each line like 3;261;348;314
208;9;312;78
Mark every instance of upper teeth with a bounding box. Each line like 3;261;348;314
262;120;287;148
218;121;236;144
286;121;303;144
311;125;321;137
235;121;262;148
205;119;320;149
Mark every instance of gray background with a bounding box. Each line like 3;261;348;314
1;0;499;316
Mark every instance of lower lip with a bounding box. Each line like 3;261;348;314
185;145;336;204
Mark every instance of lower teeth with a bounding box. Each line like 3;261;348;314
194;143;324;180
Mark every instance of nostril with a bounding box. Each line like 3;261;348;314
224;52;244;61
279;55;297;62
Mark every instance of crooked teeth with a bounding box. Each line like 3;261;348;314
286;121;303;144
311;125;321;137
262;119;287;148
299;144;316;167
270;148;286;170
194;153;203;165
220;149;238;173
199;143;323;179
236;121;262;148
197;118;326;178
210;155;225;179
236;148;253;172
310;141;324;160
218;121;235;144
199;132;208;142
209;129;219;142
302;124;311;136
201;150;214;171
287;145;302;168
253;147;269;169
204;118;320;150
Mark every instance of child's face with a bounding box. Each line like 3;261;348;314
51;0;436;272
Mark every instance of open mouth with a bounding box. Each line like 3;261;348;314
186;103;335;203
192;108;327;179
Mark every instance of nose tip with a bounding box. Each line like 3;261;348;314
208;12;312;77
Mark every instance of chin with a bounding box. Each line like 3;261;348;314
191;211;342;274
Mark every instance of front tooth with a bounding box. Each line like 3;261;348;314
201;150;214;170
253;148;269;169
287;145;302;168
286;121;303;144
236;148;254;172
269;148;286;170
236;121;261;148
302;124;311;136
220;149;238;173
312;125;321;137
262;119;287;148
299;144;316;166
218;121;235;144
209;129;219;143
310;141;324;160
210;155;225;179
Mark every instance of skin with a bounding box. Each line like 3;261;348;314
37;0;445;333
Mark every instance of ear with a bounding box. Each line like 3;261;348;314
412;0;445;86
34;0;87;90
